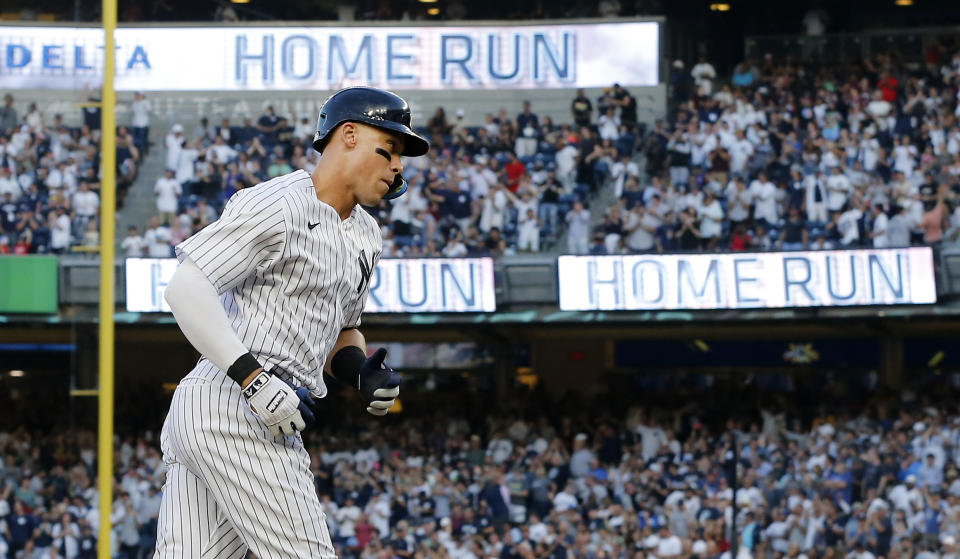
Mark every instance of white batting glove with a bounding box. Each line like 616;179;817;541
242;371;313;436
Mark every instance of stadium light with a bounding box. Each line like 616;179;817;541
8;370;24;377
709;3;731;10
418;0;439;4
894;0;913;5
427;7;440;15
231;0;251;3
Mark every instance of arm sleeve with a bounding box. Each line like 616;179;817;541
164;256;251;373
175;193;287;294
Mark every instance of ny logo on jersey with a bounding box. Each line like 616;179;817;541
357;250;372;294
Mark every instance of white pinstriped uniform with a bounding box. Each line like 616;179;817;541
154;169;382;559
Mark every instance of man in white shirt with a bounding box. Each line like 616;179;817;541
131;92;151;155
335;496;361;541
825;166;852;214
72;182;100;218
208;135;238;163
49;208;72;252
691;56;717;96
164;124;184;171
655;525;683;558
552;482;578;512
517;208;540;252
469;160;496;199
144;217;172;258
729;130;754;175
764;509;792;554
866;89;892;121
0;167;18;201
870;204;889;248
154;169;182;224
725;177;752;225
805;171;829;224
750;172;778;227
610;154;639;199
597;107;620;141
554;138;579;192
698;190;724;245
838;203;863;246
121;226;146;258
565;201;591;254
624;204;658;253
175;139;203;185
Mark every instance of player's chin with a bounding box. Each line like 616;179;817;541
359;190;386;207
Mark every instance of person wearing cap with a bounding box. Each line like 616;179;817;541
163;123;184;172
155;87;429;558
515;101;539;157
889;474;923;514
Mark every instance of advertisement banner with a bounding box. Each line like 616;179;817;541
125;257;496;313
557;248;937;311
0;22;658;91
0;256;58;313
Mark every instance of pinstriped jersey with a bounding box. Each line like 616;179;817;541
176;169;382;398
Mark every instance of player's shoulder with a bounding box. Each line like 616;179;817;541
224;170;312;212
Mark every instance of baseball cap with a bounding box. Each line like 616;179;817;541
171;124;184;133
906;474;917;484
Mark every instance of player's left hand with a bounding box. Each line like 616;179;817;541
357;348;401;416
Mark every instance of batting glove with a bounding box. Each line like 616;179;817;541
242;371;316;436
358;348;401;416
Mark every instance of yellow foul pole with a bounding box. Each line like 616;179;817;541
98;0;117;555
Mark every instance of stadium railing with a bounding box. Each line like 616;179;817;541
743;25;953;63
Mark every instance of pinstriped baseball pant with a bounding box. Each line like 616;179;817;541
153;360;336;559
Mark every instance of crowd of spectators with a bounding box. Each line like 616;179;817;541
2;377;960;559
142;44;960;260
17;43;960;261
135;84;644;259
611;49;960;256
0;92;146;256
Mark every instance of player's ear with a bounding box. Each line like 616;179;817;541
339;122;359;150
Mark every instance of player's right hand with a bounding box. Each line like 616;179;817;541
241;371;316;437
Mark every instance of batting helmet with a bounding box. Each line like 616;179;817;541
312;86;430;200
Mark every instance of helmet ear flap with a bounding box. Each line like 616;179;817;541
383;174;407;200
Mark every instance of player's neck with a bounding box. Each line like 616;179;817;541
309;164;356;221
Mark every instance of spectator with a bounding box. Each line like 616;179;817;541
922;195;949;246
515;101;539;157
516;207;540;252
565;200;590;254
780;207;808;251
870;204;889;248
130;92;150;156
0;94;17;134
153;169;180;225
691;56;717;96
624;204;658;253
144;217;171;258
571;89;593;128
121;226;145;258
750;172;778;228
164;124;184;172
699;189;724;250
71;182;99;221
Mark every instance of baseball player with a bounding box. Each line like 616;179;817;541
153;86;429;558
